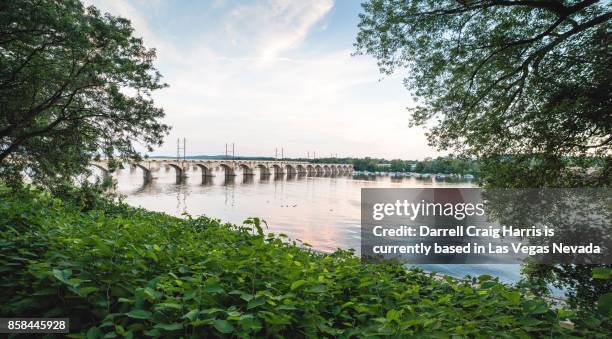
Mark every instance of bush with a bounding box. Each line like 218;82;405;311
0;187;609;337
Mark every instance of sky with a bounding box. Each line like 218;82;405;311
86;0;439;160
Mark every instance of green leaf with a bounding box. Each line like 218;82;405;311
502;290;521;305
156;302;182;310
290;279;306;290
386;309;401;321
597;292;612;316
86;326;102;339
592;268;612;280
143;329;161;337
247;298;266;310
154;323;183;331
525;301;548;314
478;274;493;282
240;294;254;302
307;284;327;293
213;319;235;334
204;284;224;294
183;309;199;321
52;268;71;283
126;309;152;319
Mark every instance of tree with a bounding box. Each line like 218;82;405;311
389;159;407;171
355;0;611;307
0;0;169;190
355;0;610;185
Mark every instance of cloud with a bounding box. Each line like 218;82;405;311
224;0;334;59
85;0;438;159
83;0;181;61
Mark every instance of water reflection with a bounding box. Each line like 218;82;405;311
201;176;214;186
103;167;521;284
242;175;254;185
222;176;235;186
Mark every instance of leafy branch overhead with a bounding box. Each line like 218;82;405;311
0;0;170;189
355;0;611;157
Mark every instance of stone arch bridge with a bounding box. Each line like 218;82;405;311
91;159;353;183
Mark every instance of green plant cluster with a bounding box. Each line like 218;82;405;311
0;187;609;338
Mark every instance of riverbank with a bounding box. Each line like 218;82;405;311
0;186;608;337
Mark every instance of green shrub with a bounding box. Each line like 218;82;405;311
0;187;609;337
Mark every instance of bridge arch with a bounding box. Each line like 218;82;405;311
218;163;236;176
323;165;331;176
306;164;315;175
285;164;297;175
256;164;270;176
90;163;112;181
132;163;154;182
163;162;187;182
238;163;254;175
314;164;323;175
296;164;307;174
196;163;213;177
270;164;283;175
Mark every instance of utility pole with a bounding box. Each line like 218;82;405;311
177;138;186;161
225;143;228;159
281;148;284;160
183;138;186;161
275;148;278;160
232;143;235;160
307;151;310;159
313;151;316;159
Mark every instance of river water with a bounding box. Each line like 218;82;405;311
109;165;521;284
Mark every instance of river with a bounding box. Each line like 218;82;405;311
109;165;521;284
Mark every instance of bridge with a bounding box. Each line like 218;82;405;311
91;158;353;183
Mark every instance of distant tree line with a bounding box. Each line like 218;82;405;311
307;156;480;175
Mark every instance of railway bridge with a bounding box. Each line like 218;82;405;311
91;159;353;183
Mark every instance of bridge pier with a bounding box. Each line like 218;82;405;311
258;167;271;176
285;165;297;175
240;165;255;176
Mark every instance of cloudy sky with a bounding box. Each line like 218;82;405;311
87;0;439;160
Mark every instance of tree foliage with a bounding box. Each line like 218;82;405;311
355;0;610;184
355;0;611;307
0;0;169;190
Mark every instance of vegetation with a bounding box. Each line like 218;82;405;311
0;0;609;336
0;0;169;192
411;156;479;175
1;186;610;338
355;0;610;172
311;156;480;175
355;0;611;307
